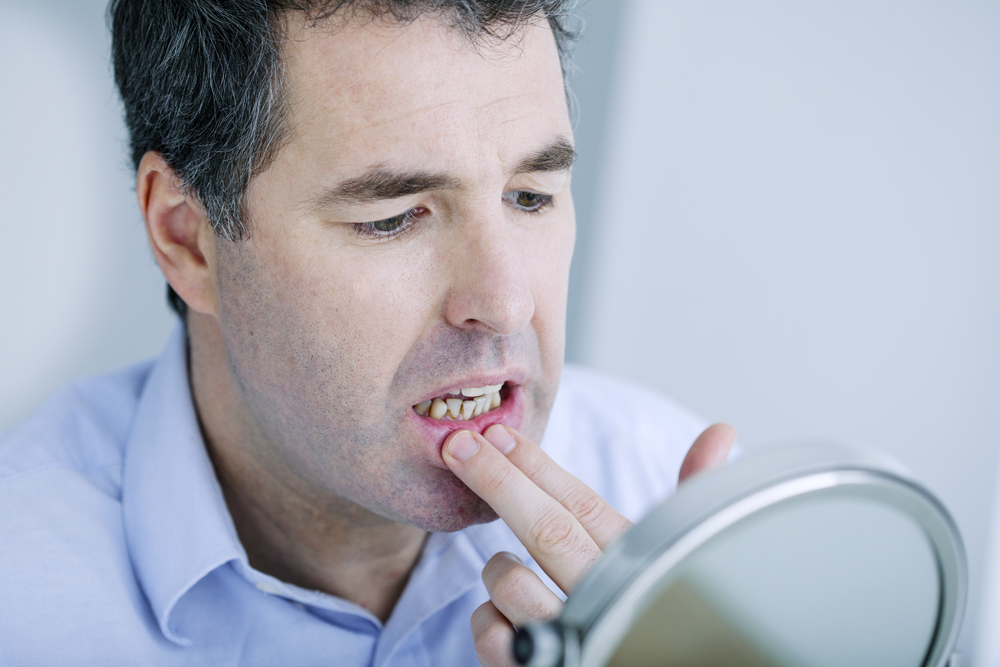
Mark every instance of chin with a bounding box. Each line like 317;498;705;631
414;501;500;533
381;473;501;533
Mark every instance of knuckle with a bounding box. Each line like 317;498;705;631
523;455;549;481
483;557;562;624
483;464;514;496
482;552;521;588
564;489;609;528
491;564;532;603
531;510;583;558
473;616;513;665
493;567;559;622
470;601;499;637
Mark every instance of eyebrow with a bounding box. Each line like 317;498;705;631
309;171;458;209
308;137;577;210
514;137;577;174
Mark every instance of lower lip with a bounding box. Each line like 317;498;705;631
407;385;525;467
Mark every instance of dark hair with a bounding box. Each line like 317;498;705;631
108;0;578;318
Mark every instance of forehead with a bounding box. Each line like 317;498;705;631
277;14;571;180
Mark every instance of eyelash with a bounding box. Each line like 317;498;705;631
502;190;554;214
353;208;425;240
353;191;555;240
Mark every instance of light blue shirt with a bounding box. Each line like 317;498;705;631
0;325;705;666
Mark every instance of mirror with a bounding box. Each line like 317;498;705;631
607;494;939;666
515;444;966;667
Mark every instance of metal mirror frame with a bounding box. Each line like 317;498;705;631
517;444;967;667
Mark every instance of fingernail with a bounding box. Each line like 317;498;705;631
484;425;516;454
447;431;479;461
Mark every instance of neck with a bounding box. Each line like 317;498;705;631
186;313;426;622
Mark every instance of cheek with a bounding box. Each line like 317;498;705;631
338;265;436;370
266;236;440;387
525;210;575;324
216;226;439;400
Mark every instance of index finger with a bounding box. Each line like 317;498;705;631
481;425;633;549
443;429;602;594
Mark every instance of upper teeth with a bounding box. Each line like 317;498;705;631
414;384;506;420
459;385;502;397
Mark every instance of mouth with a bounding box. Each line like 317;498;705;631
412;383;508;421
407;378;525;463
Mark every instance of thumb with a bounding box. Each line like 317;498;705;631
679;423;737;484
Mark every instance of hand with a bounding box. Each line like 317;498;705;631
442;422;737;667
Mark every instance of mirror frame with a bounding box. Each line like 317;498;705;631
521;444;967;667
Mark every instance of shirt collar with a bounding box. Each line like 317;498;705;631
121;323;245;646
373;523;531;666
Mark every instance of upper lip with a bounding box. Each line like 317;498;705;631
414;368;528;404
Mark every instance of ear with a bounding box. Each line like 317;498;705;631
137;152;219;317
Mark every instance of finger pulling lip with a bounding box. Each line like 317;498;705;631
408;384;525;467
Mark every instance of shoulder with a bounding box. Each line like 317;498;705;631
0;361;167;661
542;364;706;521
552;365;706;446
0;360;152;486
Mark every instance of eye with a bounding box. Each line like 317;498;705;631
354;207;427;239
503;190;553;213
370;214;406;233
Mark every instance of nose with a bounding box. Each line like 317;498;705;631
442;206;535;336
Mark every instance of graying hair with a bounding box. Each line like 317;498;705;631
110;0;578;242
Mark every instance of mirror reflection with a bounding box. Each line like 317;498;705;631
606;493;940;667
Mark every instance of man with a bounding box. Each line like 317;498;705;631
0;1;735;665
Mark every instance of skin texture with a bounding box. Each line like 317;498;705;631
138;9;736;659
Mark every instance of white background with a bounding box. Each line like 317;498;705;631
1;0;998;663
0;0;175;432
573;3;1000;662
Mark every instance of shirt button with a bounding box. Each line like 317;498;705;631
255;581;282;595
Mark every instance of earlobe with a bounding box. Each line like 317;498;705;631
137;151;219;317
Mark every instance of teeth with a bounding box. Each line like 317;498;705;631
414;383;507;420
460;384;503;397
429;398;447;419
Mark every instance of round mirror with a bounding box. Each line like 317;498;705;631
516;444;966;667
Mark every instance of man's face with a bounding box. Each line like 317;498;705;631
213;14;575;532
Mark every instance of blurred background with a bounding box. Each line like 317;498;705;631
1;0;998;662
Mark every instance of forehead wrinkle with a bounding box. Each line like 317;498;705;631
497;112;537;129
362;98;466;130
474;90;540;114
